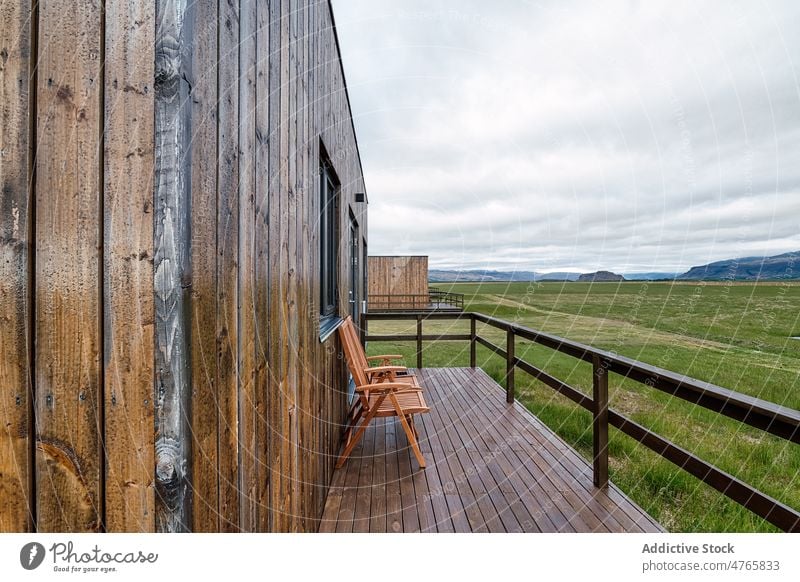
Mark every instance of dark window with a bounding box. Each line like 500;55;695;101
319;158;339;332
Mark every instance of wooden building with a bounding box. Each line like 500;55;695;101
367;256;430;310
0;0;367;532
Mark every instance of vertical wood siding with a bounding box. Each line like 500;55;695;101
35;0;103;532
368;256;430;310
104;0;156;532
0;0;366;532
0;0;34;533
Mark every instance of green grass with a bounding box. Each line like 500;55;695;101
366;281;800;532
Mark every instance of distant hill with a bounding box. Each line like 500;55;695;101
428;269;580;282
624;272;680;281
677;251;800;281
577;271;626;282
536;272;582;281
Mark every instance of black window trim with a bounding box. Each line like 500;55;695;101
319;146;341;341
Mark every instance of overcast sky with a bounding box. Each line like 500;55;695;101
332;0;800;273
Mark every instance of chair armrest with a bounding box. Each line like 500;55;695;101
356;382;420;393
364;365;406;375
366;354;404;363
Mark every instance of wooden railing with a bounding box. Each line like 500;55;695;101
368;289;464;312
363;311;800;532
428;288;465;310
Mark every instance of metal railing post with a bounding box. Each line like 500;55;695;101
592;354;609;488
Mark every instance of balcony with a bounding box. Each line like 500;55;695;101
320;367;662;532
320;312;800;533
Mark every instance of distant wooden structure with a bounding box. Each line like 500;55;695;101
368;256;430;310
0;0;367;533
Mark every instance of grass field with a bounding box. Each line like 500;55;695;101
365;280;800;532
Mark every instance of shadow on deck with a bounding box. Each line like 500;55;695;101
320;367;663;533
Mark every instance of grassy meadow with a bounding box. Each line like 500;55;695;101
365;280;800;532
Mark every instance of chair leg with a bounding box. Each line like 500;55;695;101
336;421;369;469
336;396;385;469
391;395;426;469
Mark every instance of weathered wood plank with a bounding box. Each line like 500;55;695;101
35;0;103;533
238;0;258;532
104;0;156;533
368;419;386;532
217;0;241;532
285;0;301;533
254;0;271;534
267;0;284;533
352;406;374;533
0;0;34;533
153;0;194;532
296;0;310;532
277;0;294;532
368;256;429;310
383;418;403;532
189;0;220;534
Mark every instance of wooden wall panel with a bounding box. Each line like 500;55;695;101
254;0;272;534
287;0;301;533
277;0;292;532
103;0;156;532
238;0;258;531
0;0;367;533
0;0;34;533
217;0;241;532
267;0;285;533
297;0;311;532
189;0;220;533
35;0;103;532
368;256;429;309
153;0;193;532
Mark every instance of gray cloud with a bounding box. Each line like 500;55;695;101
332;0;800;273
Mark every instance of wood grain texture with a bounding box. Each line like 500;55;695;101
368;256;428;310
254;0;272;534
238;0;258;531
266;0;284;533
0;0;34;533
216;0;241;532
278;0;292;531
287;0;300;532
1;0;368;532
153;0;193;532
189;0;220;533
35;0;103;532
104;0;156;532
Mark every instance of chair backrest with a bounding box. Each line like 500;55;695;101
338;316;370;388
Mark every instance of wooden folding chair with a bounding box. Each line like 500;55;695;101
337;317;429;469
338;316;418;386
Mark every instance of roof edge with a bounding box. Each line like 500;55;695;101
327;0;368;205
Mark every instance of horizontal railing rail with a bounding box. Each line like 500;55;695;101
367;289;465;311
363;310;800;532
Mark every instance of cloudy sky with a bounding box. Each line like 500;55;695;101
331;0;800;273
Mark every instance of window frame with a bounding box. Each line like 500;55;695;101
319;153;341;340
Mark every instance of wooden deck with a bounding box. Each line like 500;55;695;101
320;367;663;533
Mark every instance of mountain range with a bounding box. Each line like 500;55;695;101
676;251;799;281
428;251;799;283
